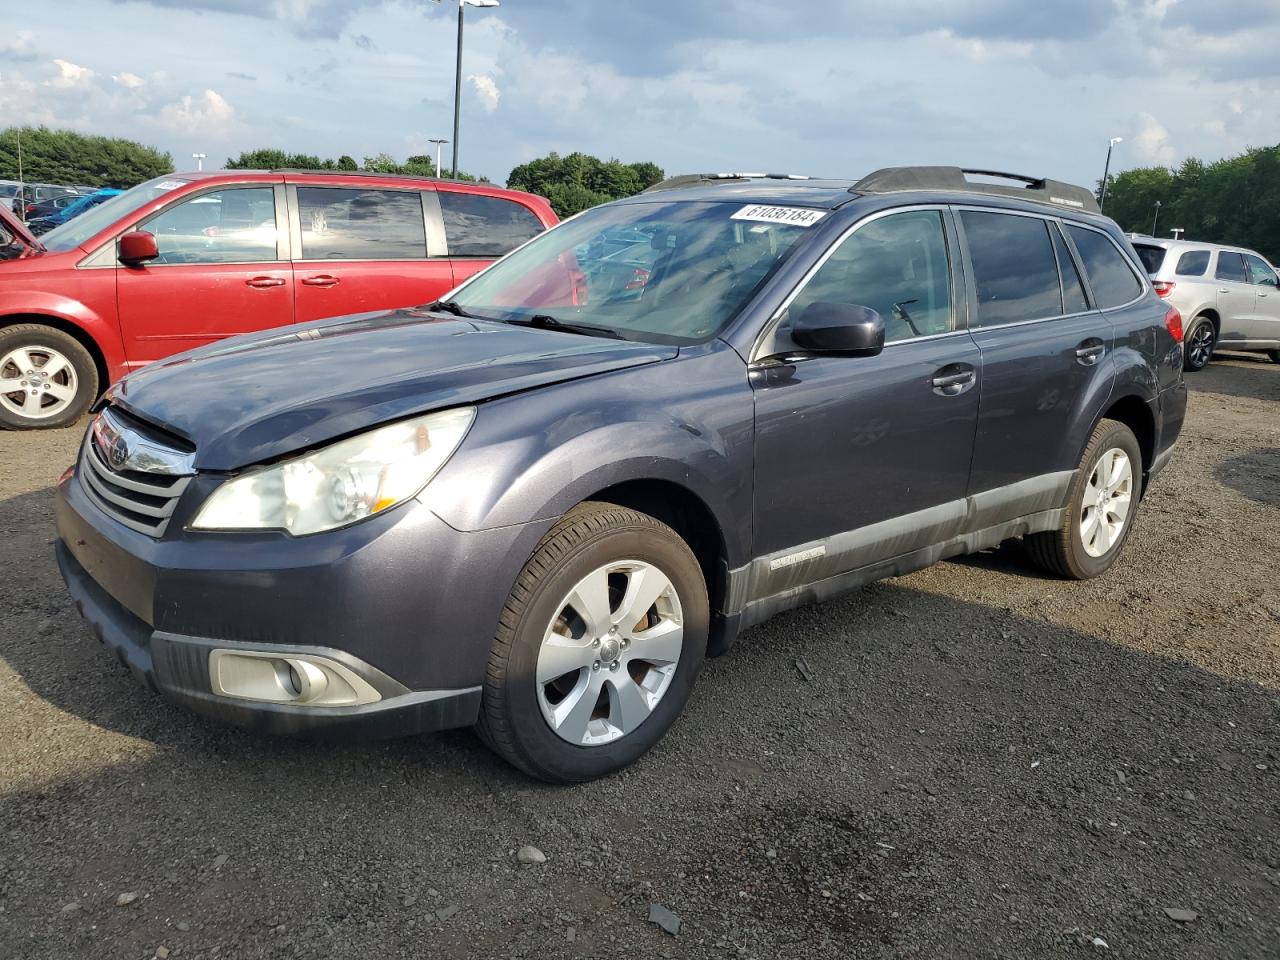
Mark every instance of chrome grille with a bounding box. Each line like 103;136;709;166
78;411;194;537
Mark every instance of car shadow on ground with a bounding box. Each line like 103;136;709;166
1214;447;1280;507
1190;354;1280;403
2;482;1278;958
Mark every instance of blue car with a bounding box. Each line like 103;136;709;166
28;188;122;236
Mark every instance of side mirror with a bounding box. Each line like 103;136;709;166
118;230;159;266
791;301;885;356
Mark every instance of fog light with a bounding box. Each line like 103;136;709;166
209;649;381;707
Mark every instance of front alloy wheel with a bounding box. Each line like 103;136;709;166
477;503;708;782
0;324;98;430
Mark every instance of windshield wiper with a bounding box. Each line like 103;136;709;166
510;314;626;340
428;298;480;319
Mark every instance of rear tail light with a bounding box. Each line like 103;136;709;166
1152;280;1176;298
1164;304;1183;342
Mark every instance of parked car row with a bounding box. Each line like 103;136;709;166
0;169;557;428
1130;235;1280;370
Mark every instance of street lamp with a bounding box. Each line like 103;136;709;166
1099;136;1123;212
427;138;449;178
1151;200;1162;236
434;0;500;179
192;152;207;171
1171;227;1185;240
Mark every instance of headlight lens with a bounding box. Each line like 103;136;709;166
191;407;475;535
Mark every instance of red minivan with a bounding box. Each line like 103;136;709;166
0;171;557;429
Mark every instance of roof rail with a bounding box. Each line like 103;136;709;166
267;168;487;185
851;166;1100;213
642;172;814;194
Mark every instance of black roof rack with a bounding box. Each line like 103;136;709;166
851;167;1100;213
642;172;815;193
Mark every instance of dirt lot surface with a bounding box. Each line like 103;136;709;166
2;355;1278;960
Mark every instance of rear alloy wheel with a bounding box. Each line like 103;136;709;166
1183;317;1216;371
477;503;708;782
0;325;98;430
1026;419;1143;580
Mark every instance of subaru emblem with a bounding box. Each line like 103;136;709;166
107;433;130;469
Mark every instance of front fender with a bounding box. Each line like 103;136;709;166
0;281;126;381
424;345;755;567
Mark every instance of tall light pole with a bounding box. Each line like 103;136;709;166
437;0;499;179
192;152;206;171
1151;200;1162;236
428;138;449;178
1099;136;1123;212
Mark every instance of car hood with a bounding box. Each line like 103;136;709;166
109;309;678;470
0;203;42;257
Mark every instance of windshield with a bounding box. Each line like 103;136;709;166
40;176;190;252
447;199;818;344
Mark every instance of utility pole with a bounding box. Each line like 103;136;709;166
15;129;23;220
1099;136;1123;212
1151;200;1162;237
437;0;499;179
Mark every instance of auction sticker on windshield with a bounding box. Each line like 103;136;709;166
731;204;827;227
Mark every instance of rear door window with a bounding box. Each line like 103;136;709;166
1214;251;1248;283
1175;250;1210;276
960;210;1060;327
296;187;427;260
1132;244;1166;274
438;191;544;257
1065;225;1143;308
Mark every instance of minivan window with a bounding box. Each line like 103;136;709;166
789;209;953;342
297;188;427;260
1244;253;1278;287
1214;251;1248;283
961;211;1061;327
439;191;544;257
1053;224;1090;314
1065;225;1143;308
144;188;278;264
1175;250;1210;277
1133;244;1166;274
40;176;192;252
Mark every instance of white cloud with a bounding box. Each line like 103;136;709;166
47;58;94;89
468;74;501;112
0;30;40;61
155;88;243;138
113;72;145;89
1132;112;1177;167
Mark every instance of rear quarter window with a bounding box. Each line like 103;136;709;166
1133;244;1166;274
1175;250;1210;277
1065;225;1143;308
439;191;545;257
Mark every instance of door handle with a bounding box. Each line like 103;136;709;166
1218;287;1230;294
930;366;976;396
245;276;286;288
1259;292;1269;298
301;275;340;287
1075;340;1105;366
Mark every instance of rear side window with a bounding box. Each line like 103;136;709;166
1133;244;1166;274
1053;225;1090;314
439;191;544;257
1214;251;1248;283
961;211;1060;327
296;188;426;260
1065;226;1143;308
1175;250;1210;277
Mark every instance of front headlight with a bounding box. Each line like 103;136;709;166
191;406;475;535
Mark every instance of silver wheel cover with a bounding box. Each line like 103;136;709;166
535;559;684;746
1080;447;1133;558
0;345;79;420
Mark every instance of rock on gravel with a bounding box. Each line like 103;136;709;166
114;892;139;907
1163;907;1199;923
516;845;547;864
648;903;681;936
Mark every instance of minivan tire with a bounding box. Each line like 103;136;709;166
1026;419;1143;580
1183;316;1216;372
0;324;99;430
476;502;708;783
1267;349;1280;364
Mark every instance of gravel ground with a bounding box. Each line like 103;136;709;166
1;354;1278;960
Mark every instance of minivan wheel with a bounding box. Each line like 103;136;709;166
476;502;708;783
0;324;98;430
1025;419;1143;580
1267;349;1280;364
1183;317;1216;371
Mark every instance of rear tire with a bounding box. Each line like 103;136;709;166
1183;316;1216;372
0;324;98;430
1026;419;1143;580
476;502;708;783
1266;349;1280;364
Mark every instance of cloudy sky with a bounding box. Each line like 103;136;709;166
2;0;1278;188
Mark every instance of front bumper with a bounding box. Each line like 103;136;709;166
55;463;550;738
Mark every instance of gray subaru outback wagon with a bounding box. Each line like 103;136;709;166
56;167;1187;782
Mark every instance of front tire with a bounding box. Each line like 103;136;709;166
1266;349;1280;364
0;324;98;430
1026;419;1143;580
476;503;708;783
1183;316;1216;371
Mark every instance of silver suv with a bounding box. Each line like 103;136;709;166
1130;237;1280;370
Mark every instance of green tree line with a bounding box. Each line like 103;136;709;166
507;152;664;217
0;127;172;187
225;148;487;182
1102;144;1280;262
